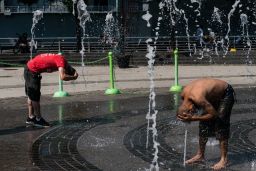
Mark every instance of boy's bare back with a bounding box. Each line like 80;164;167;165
182;78;228;103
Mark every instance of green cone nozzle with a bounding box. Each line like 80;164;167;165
170;48;182;93
53;76;69;97
105;51;121;95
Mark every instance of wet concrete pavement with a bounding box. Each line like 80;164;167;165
0;65;256;171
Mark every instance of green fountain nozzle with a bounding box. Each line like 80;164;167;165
174;48;178;54
105;51;121;95
53;76;69;97
170;48;183;93
53;90;69;97
53;49;69;97
105;88;121;95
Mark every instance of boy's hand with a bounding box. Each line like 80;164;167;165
73;72;78;80
177;112;193;122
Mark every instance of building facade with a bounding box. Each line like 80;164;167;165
1;0;252;39
0;0;151;38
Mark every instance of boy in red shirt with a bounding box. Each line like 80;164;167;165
24;53;78;127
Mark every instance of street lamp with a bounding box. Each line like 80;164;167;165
116;0;118;17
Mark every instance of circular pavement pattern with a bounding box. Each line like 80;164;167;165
124;119;256;171
31;119;103;171
31;111;256;171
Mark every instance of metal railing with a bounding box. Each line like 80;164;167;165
87;6;116;13
3;5;68;14
2;5;116;14
1;35;256;54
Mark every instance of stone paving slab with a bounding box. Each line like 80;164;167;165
0;65;256;171
0;65;256;98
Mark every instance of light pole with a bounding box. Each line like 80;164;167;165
120;0;125;56
116;0;118;17
0;0;4;13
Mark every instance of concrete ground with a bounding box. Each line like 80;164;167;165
1;65;256;98
0;65;256;171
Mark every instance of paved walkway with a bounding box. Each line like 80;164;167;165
0;65;256;171
0;65;256;98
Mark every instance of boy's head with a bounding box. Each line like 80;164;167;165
65;64;76;75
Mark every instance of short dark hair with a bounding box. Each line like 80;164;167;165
65;64;76;75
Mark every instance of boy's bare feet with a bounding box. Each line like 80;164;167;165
211;159;227;170
185;154;204;164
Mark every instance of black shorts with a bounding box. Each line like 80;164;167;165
199;84;235;140
24;66;42;102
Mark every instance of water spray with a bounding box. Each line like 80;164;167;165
224;0;240;56
183;128;188;166
58;105;63;124
240;13;252;65
75;0;91;89
30;10;43;59
142;5;160;170
72;0;77;16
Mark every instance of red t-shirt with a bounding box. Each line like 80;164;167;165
27;53;67;73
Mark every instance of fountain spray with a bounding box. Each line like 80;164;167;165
76;0;91;67
224;0;240;56
30;10;43;59
73;0;91;88
240;13;252;65
144;36;160;171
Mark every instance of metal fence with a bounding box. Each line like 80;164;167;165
2;5;116;14
0;35;256;55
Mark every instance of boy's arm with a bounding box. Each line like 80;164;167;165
178;98;217;122
58;67;78;81
191;99;217;121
